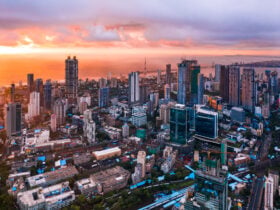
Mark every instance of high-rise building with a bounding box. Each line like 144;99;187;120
197;74;205;104
98;87;110;108
140;84;149;104
83;109;95;144
166;64;172;85
157;69;161;84
268;169;279;196
5;103;21;137
65;56;78;100
177;60;197;105
53;98;68;126
170;104;188;145
219;65;229;103
85;120;96;144
242;68;255;112
10;83;15;102
26;91;40;120
190;65;201;105
149;92;159;109
164;84;171;101
27;73;34;93
214;64;221;82
44;80;52;110
228;66;240;106
195;107;218;139
50;114;57;132
185;142;228;210
98;78;107;88
264;176;274;210
128;72;140;104
159;104;171;124
185;157;228;210
131;106;147;127
137;151;146;178
35;78;44;107
122;123;129;138
271;71;278;98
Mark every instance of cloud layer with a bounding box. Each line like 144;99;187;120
0;0;280;52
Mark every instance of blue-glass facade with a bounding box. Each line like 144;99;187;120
98;87;110;108
44;80;52;110
195;110;218;139
170;105;188;144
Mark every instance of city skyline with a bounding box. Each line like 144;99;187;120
0;1;280;209
0;0;280;85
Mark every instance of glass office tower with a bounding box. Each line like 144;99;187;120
195;108;218;139
170;104;188;144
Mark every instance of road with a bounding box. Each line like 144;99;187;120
259;134;272;161
247;177;264;210
138;185;194;210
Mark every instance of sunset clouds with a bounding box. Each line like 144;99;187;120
0;0;279;54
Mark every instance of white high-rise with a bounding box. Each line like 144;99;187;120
86;120;96;144
264;176;274;210
26;91;40;120
137;150;146;178
83;109;95;144
122;123;129;138
128;72;140;104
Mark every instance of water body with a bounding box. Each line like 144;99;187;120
0;54;279;86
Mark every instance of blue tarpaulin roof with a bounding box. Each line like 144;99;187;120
37;168;44;174
38;156;46;162
185;172;195;180
60;159;66;166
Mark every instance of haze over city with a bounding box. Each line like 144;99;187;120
0;0;280;85
1;1;280;210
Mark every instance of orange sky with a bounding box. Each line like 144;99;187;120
0;0;280;85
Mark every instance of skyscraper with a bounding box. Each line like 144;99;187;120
10;83;15;102
264;176;274;210
98;78;107;88
177;60;197;105
268;169;279;196
228;66;240;106
65;56;78;101
214;64;221;82
122;123;129;138
157;69;161;84
271;71;278;98
53;98;68;126
50;114;57;132
170;104;188;145
98;87;110;108
27;73;34;93
26;91;40;120
185;155;228;210
128;72;140;104
137;151;146;178
219;65;229;103
44;80;52;110
190;64;201;105
166;64;172;85
164;84;171;101
5;103;21;137
197;74;205;104
195;107;218;139
242;68;255;112
140;84;149;104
